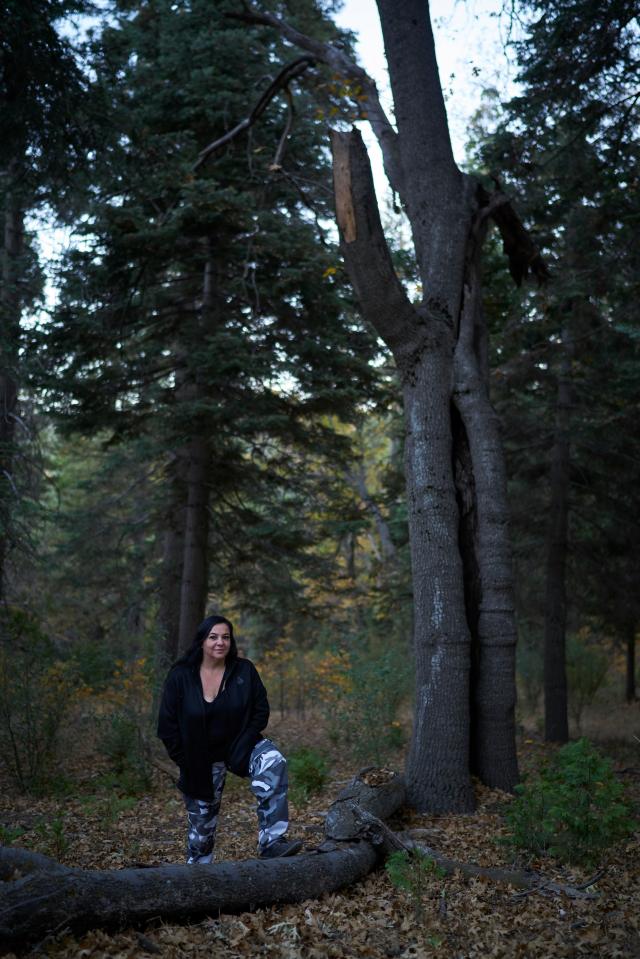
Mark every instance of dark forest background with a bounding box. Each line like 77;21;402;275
1;0;638;798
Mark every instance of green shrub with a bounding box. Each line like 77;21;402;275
288;747;329;804
504;738;633;866
0;609;79;793
326;645;409;766
385;849;446;922
566;635;609;732
68;634;125;690
98;710;152;794
516;633;543;716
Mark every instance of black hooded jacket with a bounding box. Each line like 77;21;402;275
157;655;269;800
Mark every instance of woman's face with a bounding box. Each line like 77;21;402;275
202;622;232;664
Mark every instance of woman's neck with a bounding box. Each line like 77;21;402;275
201;658;226;673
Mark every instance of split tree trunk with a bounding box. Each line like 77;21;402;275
242;0;543;811
330;124;518;810
544;321;572;743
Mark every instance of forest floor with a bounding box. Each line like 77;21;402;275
1;703;639;959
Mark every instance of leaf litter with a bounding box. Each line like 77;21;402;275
0;714;638;959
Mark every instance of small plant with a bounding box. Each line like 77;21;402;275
98;711;152;794
103;794;138;824
0;824;26;846
504;738;634;866
385;848;446;922
288;747;329;804
35;816;70;861
566;634;609;732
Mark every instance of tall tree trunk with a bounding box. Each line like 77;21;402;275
348;462;396;563
403;345;475;812
543;321;572;743
0;189;23;602
626;622;636;703
260;0;539;810
177;247;215;651
453;234;519;791
178;434;210;650
159;449;187;663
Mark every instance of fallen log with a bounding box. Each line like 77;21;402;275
0;769;405;950
0;843;378;949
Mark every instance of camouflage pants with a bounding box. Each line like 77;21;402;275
183;739;289;864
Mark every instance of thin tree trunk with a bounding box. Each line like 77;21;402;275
349;462;396;562
177;434;210;650
626;623;636;703
177;249;215;651
159;449;188;663
544;322;572;743
0;189;23;602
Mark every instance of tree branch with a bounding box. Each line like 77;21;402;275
399;836;600;899
482;185;550;287
229;4;404;195
270;85;294;170
194;55;314;170
346;462;396;561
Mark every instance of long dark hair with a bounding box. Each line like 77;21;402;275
181;614;238;668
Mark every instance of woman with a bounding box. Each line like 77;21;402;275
157;614;302;863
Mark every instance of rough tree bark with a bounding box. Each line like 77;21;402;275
0;186;23;602
232;0;549;810
330;126;515;810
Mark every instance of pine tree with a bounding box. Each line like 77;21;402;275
477;0;640;729
0;0;89;600
36;0;380;656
